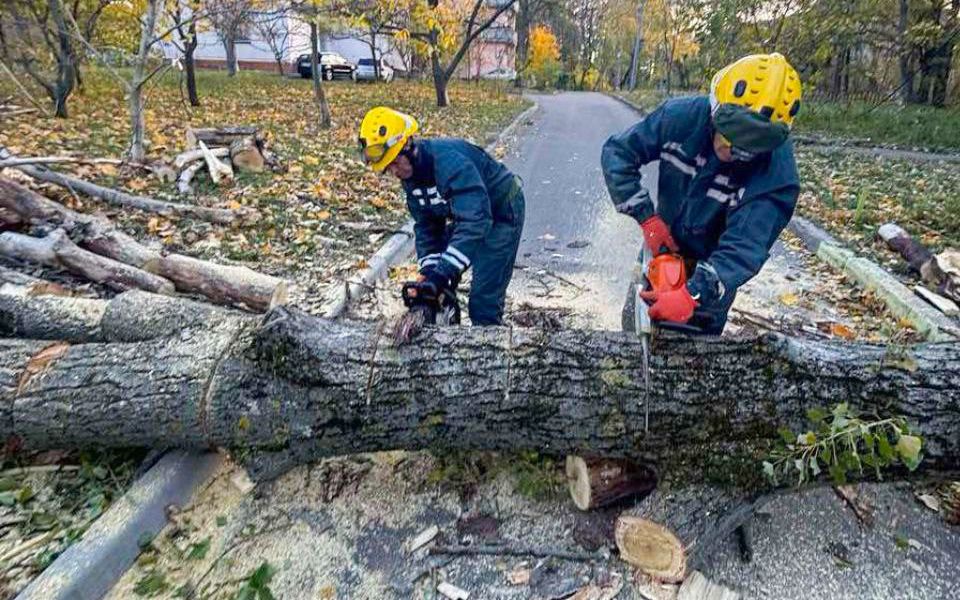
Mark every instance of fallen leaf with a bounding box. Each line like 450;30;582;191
779;292;800;306
830;322;857;339
916;492;941;512
302;155;320;166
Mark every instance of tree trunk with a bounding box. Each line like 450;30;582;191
49;0;75;119
224;36;238;76
2;296;958;485
309;22;331;128
899;0;913;103
185;22;200;107
0;178;284;311
628;1;645;91
127;0;162;162
566;455;656;510
430;29;449;108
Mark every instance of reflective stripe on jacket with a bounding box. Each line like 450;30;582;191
403;138;520;282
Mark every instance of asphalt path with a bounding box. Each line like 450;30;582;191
500;91;959;599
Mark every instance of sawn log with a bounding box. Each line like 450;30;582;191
2;291;958;485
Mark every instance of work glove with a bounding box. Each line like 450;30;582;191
401;269;458;325
640;215;679;256
639;286;698;323
687;262;724;309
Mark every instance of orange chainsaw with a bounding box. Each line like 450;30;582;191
633;244;703;430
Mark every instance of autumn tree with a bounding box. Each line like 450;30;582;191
168;0;202;105
292;0;333;128
526;24;560;87
252;1;294;76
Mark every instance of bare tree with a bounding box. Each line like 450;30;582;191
253;4;294;75
292;1;332;128
169;0;201;106
207;0;254;76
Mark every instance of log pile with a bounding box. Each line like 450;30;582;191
175;126;282;195
0;177;286;311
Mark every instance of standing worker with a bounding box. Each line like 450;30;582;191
602;53;802;335
358;107;525;326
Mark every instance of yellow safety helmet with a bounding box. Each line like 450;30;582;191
710;52;801;126
709;53;801;154
358;106;419;172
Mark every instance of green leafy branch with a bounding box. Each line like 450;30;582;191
763;402;923;487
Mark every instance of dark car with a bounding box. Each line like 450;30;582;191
296;52;356;81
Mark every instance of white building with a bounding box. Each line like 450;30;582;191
161;11;401;74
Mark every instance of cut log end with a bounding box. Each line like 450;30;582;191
565;455;656;511
615;515;686;583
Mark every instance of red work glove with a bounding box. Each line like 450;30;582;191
639;286;698;323
640;216;678;256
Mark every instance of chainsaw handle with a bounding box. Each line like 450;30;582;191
655;321;708;335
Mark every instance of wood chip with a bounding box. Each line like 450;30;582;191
230;469;255;495
507;566;531;585
916;492;941;512
437;581;470;600
914;285;959;316
406;524;439;554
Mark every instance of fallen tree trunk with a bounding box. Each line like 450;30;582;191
0;178;286;311
0;230;175;295
3;157;249;225
2;292;958;484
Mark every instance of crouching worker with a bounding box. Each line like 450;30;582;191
358;107;525;326
602;53;802;335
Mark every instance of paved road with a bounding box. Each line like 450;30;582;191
500;92;649;329
500;92;960;599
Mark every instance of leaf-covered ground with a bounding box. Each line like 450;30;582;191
0;69;529;597
795;148;960;283
1;69;529;309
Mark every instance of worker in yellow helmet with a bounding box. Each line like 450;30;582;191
358;107;525;326
602;53;802;334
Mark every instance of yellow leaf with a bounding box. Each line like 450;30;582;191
370;196;388;208
97;163;118;177
317;210;331;220
778;292;799;306
127;177;149;191
302;155;320;166
228;200;243;210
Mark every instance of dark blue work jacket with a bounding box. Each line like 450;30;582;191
402;138;520;281
601;96;800;299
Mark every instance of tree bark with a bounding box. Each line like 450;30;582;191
223;36;238;76
2;295;958;485
184;20;200;107
309;22;332;129
127;0;163;162
185;126;260;149
0;178;285;311
49;0;76;119
0;229;175;295
565;455;656;510
6;161;248;225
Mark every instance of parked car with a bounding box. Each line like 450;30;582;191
297;52;356;81
355;58;395;82
483;67;518;81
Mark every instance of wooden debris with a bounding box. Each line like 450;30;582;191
174;147;230;170
834;484;875;527
230;137;266;173
565;455;656;510
676;570;740;600
878;222;959;302
198;140;234;185
506;566;531;585
406;524;439;554
437;581;470;600
3;156;245;224
429;544;602;562
915;285;959;316
567;571;623;600
186;126;259;149
615;515;686;582
177;161;206;195
230;469;255;495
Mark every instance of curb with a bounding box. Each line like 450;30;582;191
17;451;222;600
321;99;540;319
607;92;647;116
786;216;958;342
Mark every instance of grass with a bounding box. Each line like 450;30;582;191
0;68;530;283
620;88;960;151
795;148;960;252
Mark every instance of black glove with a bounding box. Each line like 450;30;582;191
401;271;459;325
